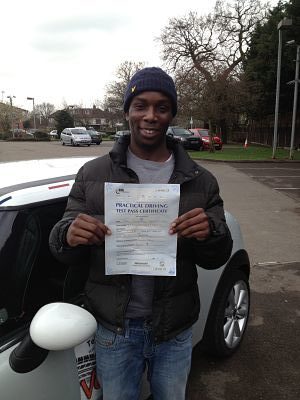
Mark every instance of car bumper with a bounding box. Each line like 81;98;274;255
202;143;222;150
75;141;91;145
184;143;201;150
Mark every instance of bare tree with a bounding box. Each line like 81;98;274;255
0;103;11;132
103;61;145;113
160;0;268;142
34;102;55;126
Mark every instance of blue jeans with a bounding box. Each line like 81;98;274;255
95;319;192;400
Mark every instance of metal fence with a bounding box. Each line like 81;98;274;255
231;112;300;149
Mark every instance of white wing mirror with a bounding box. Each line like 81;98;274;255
30;302;97;351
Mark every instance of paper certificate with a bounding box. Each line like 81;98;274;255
104;183;180;276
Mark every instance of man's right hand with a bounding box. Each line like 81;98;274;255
66;213;111;247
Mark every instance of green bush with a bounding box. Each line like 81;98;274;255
34;130;49;140
0;132;12;140
3;129;51;141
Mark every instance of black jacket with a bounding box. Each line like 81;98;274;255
49;137;232;342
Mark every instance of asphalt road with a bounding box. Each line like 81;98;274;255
1;141;300;399
188;160;300;400
228;162;300;202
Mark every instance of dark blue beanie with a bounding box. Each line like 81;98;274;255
123;67;177;116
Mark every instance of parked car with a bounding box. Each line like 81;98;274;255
0;157;250;400
48;130;58;138
60;128;91;147
86;130;102;145
190;128;223;150
113;130;131;141
167;126;202;150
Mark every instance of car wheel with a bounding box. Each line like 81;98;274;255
71;140;75;146
204;269;250;357
62;141;65;146
96;142;100;145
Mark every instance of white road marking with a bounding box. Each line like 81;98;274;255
274;187;300;190
236;167;300;170
249;175;300;178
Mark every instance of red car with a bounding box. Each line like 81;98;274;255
190;128;223;150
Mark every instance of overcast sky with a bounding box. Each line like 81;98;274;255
1;0;279;111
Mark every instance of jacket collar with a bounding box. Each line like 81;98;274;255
109;135;203;183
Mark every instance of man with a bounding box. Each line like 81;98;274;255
49;67;232;400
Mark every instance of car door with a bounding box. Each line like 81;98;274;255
0;345;81;400
0;202;101;400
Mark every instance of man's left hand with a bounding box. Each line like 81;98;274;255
169;208;210;240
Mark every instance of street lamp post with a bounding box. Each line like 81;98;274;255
7;95;16;138
272;17;292;159
190;116;193;129
27;97;36;130
289;44;300;160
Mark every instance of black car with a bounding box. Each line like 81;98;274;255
86;130;102;145
114;130;131;141
167;127;202;150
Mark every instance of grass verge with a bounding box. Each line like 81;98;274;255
189;145;300;161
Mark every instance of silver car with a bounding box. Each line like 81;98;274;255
61;128;92;146
0;157;250;400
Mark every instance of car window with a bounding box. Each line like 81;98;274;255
172;128;192;137
198;129;210;136
70;129;87;135
0;200;79;347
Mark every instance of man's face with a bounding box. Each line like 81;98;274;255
126;91;173;154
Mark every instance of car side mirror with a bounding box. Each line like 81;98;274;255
30;302;97;350
9;303;97;373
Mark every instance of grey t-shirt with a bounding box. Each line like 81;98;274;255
125;147;175;319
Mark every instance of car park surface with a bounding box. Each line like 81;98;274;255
0;142;299;400
228;162;300;202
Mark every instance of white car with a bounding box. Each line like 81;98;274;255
49;129;58;138
60;128;92;146
0;158;250;400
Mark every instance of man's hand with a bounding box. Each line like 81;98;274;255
66;213;111;247
169;208;210;241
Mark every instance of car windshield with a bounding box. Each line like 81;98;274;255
172;128;192;137
197;130;209;136
71;129;87;135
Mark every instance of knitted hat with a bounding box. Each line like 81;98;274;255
123;67;177;116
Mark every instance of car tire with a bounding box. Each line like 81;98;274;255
96;142;100;145
71;140;75;147
62;141;65;146
203;269;250;357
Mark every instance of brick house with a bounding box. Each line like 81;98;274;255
49;106;124;132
